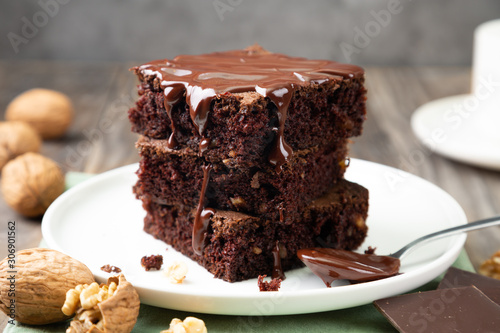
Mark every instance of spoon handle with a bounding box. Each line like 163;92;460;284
390;215;500;259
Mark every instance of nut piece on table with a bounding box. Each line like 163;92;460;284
163;261;188;284
5;88;74;139
161;317;208;333
479;250;500;279
0;152;65;217
0;248;95;325
64;274;140;333
0;121;41;170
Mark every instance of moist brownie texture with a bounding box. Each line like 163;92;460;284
129;45;369;282
129;80;365;167
134;136;349;223
141;179;369;282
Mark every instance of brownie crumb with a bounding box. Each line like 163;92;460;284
141;254;163;271
364;246;377;255
100;264;122;273
258;275;282;292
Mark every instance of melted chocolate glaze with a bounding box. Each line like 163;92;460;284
192;165;215;256
297;248;400;287
136;45;364;170
163;84;184;149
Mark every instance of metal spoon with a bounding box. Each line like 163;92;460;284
390;215;500;259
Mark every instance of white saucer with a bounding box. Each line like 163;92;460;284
411;94;500;170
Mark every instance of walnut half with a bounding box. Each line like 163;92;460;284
161;317;207;333
479;250;500;280
63;274;140;333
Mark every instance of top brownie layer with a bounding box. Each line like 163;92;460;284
129;45;366;169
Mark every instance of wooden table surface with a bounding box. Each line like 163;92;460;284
1;61;499;329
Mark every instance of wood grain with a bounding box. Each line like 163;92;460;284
0;62;499;330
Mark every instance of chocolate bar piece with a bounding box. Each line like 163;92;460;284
438;267;500;305
374;286;500;333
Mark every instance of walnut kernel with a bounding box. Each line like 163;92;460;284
62;281;117;316
161;317;207;333
230;196;246;206
355;216;366;229
252;246;262;255
1;152;65;217
479;250;500;280
163;260;188;284
5;88;73;139
65;275;140;333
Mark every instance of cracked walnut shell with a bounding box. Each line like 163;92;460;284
1;152;65;217
64;274;140;333
0;248;95;325
5;88;73;139
0;121;41;170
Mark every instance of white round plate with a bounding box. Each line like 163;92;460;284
411;94;500;170
42;159;467;316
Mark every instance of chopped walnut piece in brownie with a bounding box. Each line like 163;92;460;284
258;275;282;292
141;254;163;271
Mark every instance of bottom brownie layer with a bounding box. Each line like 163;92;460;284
141;179;369;282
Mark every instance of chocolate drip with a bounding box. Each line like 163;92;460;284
297;248;400;287
187;86;216;136
137;45;364;166
192;165;215;256
199;138;210;154
272;240;286;280
265;85;294;170
163;84;184;149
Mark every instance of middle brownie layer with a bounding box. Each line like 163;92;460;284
134;136;349;223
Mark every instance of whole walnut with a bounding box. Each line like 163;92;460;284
0;121;41;170
1;152;65;217
0;248;95;325
5;88;74;139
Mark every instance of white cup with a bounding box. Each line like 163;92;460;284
471;19;500;139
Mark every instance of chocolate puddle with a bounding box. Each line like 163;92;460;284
297;248;400;287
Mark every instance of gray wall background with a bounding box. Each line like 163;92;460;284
1;0;499;66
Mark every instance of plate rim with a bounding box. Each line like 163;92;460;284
42;159;467;315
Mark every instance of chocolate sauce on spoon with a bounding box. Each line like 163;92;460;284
298;216;500;287
297;248;400;287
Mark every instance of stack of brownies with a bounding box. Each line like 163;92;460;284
129;45;369;282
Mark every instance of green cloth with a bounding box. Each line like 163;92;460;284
3;173;476;333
